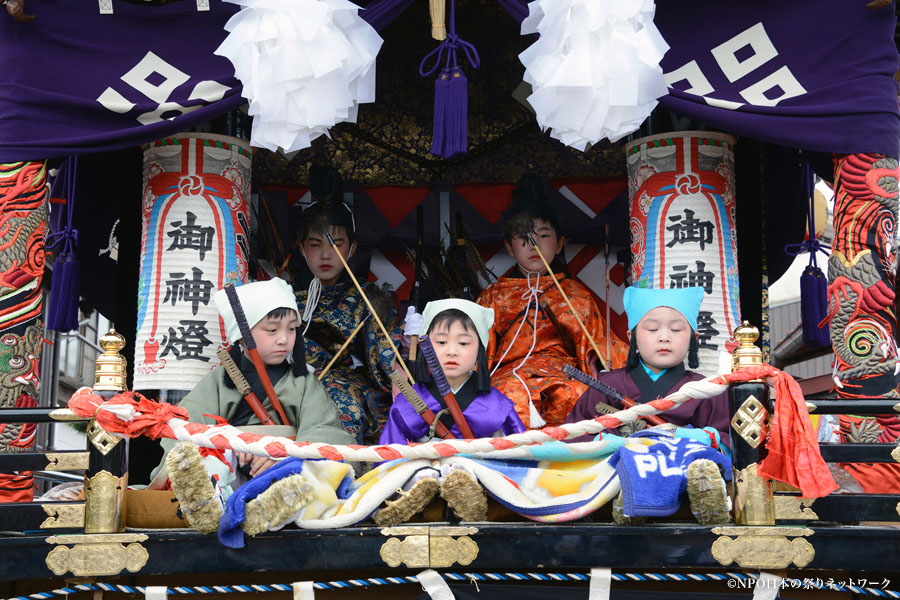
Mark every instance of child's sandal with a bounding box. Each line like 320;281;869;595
440;469;487;522
374;477;440;526
611;491;646;526
686;458;731;525
243;474;313;536
166;442;223;534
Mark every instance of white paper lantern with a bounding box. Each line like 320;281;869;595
135;133;251;391
626;131;740;375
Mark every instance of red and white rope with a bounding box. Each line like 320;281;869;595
68;375;734;462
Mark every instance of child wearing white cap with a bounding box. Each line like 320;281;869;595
151;279;354;516
376;299;525;525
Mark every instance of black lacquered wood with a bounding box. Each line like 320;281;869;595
805;398;900;415
727;380;768;471
777;493;900;522
4;523;900;582
87;437;128;478
0;408;88;424
0;452;87;474
818;443;899;463
0;502;83;533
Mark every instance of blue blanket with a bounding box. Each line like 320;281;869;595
218;458;307;548
608;429;731;517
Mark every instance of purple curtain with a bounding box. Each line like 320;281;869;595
0;0;896;161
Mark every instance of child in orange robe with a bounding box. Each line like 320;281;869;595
476;176;628;428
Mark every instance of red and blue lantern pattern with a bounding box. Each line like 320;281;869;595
135;135;250;391
626;132;741;375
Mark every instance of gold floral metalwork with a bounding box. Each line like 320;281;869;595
711;526;814;569
730;395;768;448
379;526;479;568
733;464;775;526
87;420;121;455
40;503;84;529
891;446;900;463
84;470;126;533
45;533;148;577
774;497;818;521
45;451;88;471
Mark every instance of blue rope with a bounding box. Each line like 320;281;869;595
6;572;900;599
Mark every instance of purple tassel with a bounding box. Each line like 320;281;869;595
45;156;81;332
431;67;468;158
419;0;479;159
785;158;830;349
800;263;830;347
47;249;81;331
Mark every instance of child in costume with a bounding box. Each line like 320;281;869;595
375;299;526;525
381;299;526;443
294;179;402;444
565;286;731;445
565;285;732;525
476;175;627;428
153;278;354;534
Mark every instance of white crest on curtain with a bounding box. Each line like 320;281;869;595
519;0;669;151
215;0;383;153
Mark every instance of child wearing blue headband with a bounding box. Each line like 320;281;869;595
565;286;732;524
566;286;730;443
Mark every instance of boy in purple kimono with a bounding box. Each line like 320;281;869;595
375;299;525;525
564;286;731;525
565;286;731;448
380;299;525;444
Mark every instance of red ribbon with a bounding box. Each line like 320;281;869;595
716;365;837;498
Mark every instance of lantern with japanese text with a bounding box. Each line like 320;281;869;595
135;134;250;391
626;132;740;375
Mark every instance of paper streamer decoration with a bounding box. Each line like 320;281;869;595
214;0;383;153
135;134;251;391
518;0;669;151
626;132;740;375
0;161;47;502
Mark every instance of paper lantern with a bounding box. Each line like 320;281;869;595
135;134;250;391
626;132;740;375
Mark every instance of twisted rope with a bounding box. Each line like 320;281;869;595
68;372;738;462
7;572;899;599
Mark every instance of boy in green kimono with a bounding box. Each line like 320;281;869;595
151;278;353;532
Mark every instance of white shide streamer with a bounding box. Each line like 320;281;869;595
215;0;383;153
518;0;669;150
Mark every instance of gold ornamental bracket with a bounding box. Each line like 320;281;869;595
380;525;479;568
45;451;89;472
87;420;122;455
41;503;85;529
711;526;814;570
45;533;148;577
731;395;769;448
774;497;818;521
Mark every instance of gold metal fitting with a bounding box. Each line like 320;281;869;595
94;329;127;392
732;321;763;371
